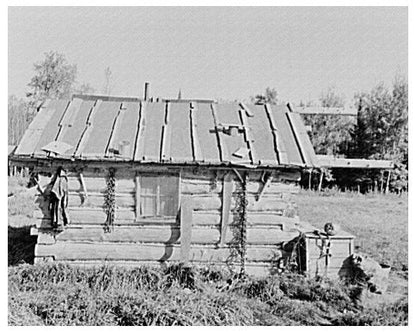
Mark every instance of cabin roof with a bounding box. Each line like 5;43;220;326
12;96;319;168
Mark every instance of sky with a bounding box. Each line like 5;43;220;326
8;6;408;103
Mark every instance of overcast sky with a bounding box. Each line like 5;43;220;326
8;6;407;103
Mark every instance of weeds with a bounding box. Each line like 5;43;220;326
8;263;407;326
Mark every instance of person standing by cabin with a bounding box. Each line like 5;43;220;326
48;167;69;229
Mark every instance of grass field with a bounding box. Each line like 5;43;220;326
8;177;408;326
295;190;408;272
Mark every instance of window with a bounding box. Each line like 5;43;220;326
139;175;179;218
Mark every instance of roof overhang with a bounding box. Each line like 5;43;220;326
316;155;394;169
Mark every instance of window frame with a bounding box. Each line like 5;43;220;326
135;171;181;220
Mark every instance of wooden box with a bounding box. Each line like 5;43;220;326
303;230;355;279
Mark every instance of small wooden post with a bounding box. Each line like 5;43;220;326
318;168;324;192
180;196;193;264
308;169;312;190
385;170;391;194
380;170;384;193
135;174;141;220
79;173;89;199
220;172;233;246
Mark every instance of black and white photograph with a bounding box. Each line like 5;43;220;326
6;2;410;327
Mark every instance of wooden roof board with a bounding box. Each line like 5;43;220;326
58;98;83;127
133;102;146;161
190;103;203;161
26;100;55;130
80;101;121;157
167;102;194;162
286;112;318;167
32;100;71;156
108;101;140;160
215;102;241;125
73;100;103;157
14;100;59;156
247;105;278;165
57;100;96;156
215;103;250;163
140;102;165;161
13;129;42;156
268;105;304;166
193;103;221;163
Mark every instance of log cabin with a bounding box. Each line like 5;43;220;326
10;93;359;277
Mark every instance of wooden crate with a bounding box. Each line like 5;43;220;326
303;230;354;279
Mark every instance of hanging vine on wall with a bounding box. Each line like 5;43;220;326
104;168;116;233
229;172;248;276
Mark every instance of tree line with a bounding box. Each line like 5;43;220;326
254;78;408;193
9;51;408;193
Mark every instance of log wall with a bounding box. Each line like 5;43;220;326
33;165;304;276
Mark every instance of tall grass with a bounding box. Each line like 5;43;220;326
8;263;407;326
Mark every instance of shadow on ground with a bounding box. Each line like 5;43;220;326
8;226;37;266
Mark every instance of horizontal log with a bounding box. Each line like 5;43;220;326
37;225;298;246
67;192;135;208
190;194;290;212
191;211;299;227
35;242;286;263
246;181;299;195
247;196;291;212
34;209;178;226
68;208;136;223
68;176;136;194
181;176;299;195
191;211;221;226
181;180;222;195
36;243;237;262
